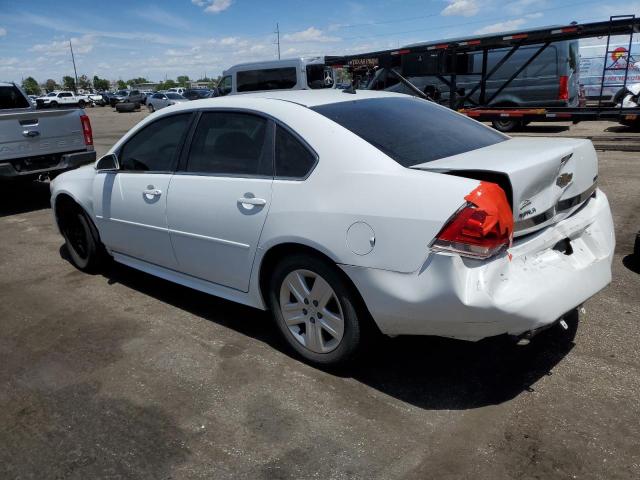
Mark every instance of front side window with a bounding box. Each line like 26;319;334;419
275;126;316;178
311;97;507;167
307;64;334;89
237;68;297;93
218;76;232;96
119;113;191;172
186;112;272;176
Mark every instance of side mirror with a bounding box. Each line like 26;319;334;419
95;153;119;172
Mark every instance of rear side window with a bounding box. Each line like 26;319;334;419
237;67;297;92
275;126;316;178
311;97;507;167
186;112;272;176
0;86;30;109
120;113;191;172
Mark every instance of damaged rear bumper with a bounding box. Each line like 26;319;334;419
341;189;615;341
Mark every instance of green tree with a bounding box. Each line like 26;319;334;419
92;75;110;91
176;75;190;87
116;79;127;90
77;74;91;90
45;79;59;92
126;77;148;86
62;75;76;91
157;79;177;90
21;77;41;95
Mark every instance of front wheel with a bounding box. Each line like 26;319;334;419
148;103;155;112
50;101;58;108
59;206;106;272
78;100;85;108
268;254;363;366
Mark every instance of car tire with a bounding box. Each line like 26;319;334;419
78;100;85;108
50;101;58;108
59;205;106;273
268;253;363;366
148;103;155;113
116;102;137;113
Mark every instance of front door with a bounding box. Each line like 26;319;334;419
94;112;192;268
167;111;274;292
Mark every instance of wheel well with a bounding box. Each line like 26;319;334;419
258;243;379;333
54;194;79;226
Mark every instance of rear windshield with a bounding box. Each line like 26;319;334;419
311;97;507;166
0;86;31;109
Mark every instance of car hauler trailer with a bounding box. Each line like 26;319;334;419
325;15;640;130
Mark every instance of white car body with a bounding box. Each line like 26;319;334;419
50;90;614;345
146;92;189;111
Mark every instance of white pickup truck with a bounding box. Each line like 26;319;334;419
1;82;96;181
36;91;90;109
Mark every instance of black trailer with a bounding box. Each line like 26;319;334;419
325;15;640;127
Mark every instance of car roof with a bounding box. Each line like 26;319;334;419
227;89;405;107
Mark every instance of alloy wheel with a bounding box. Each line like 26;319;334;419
279;269;345;354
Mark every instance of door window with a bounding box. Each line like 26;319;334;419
186;112;272;176
236;68;297;92
274;125;317;179
119;113;191;172
218;76;232;96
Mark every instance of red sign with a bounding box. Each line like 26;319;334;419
612;47;628;62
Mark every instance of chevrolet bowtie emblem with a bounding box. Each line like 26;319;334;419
556;172;573;188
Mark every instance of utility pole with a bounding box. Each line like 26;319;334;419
275;23;281;60
69;40;78;92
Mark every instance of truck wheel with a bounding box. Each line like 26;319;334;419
50;101;58;108
492;119;522;132
78;100;86;108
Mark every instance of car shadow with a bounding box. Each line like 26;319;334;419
84;255;577;411
0;180;51;217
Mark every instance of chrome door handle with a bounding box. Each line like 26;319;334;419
238;197;266;206
22;130;40;137
143;188;162;196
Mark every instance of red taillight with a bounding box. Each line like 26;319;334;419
432;182;513;259
558;75;569;101
80;114;93;146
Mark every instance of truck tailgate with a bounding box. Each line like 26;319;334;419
0;109;87;163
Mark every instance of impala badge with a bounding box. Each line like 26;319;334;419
519;199;532;211
556;172;573;188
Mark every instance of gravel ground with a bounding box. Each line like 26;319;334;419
0;107;638;479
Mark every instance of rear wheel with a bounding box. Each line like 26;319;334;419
148;103;155;112
268;254;362;366
78;100;86;108
59;204;106;272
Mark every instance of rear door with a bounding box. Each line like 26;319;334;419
94;112;193;268
166;110;273;291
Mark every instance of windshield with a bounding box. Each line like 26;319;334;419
47;93;57;97
166;93;184;99
0;86;30;109
116;90;128;95
311;97;507;167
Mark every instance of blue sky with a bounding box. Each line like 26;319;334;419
0;0;638;84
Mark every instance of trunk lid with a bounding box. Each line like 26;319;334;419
411;137;598;237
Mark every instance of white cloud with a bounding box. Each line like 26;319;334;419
441;0;479;17
0;27;7;37
283;27;340;43
136;6;190;29
30;35;95;56
220;36;238;45
525;12;543;19
475;18;526;35
505;0;546;15
192;0;233;14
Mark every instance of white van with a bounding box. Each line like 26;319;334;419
217;57;335;96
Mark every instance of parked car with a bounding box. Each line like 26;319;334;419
217;57;335;97
50;89;614;366
383;38;581;131
36;91;89;108
146;92;188;112
167;87;187;96
0;82;95;181
182;88;211;100
109;90;145;107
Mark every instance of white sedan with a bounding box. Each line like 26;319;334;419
50;90;615;365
